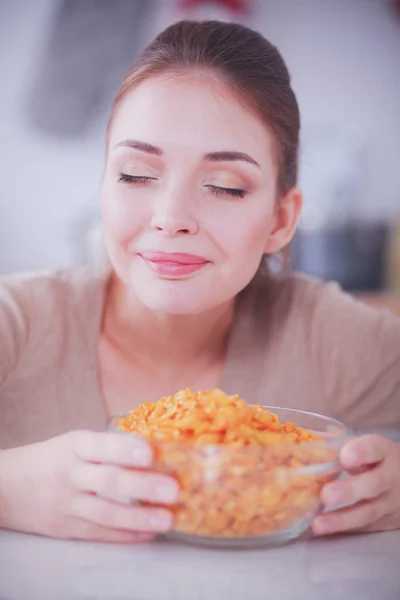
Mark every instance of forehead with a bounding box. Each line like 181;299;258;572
108;75;276;165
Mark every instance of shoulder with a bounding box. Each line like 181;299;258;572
0;266;109;324
264;271;396;323
253;268;400;380
0;265;109;297
266;270;341;306
249;270;341;330
0;267;109;384
263;271;400;350
254;271;400;429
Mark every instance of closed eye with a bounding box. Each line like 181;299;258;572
118;173;156;184
206;185;246;199
118;175;246;199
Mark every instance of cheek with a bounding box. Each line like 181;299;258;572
243;217;272;252
217;205;273;262
101;183;146;247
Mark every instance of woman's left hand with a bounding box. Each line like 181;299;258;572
312;434;400;536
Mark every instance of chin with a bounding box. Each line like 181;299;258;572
136;284;213;315
124;262;213;314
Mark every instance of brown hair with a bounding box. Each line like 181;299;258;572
107;19;300;198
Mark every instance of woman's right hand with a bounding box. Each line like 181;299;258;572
0;430;179;543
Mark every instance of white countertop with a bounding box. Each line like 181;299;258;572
1;528;399;600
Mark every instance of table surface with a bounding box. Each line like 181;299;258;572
1;528;399;600
2;429;400;599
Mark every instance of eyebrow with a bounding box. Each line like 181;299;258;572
204;150;260;168
116;139;260;168
116;139;163;156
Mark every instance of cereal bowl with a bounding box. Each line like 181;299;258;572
107;397;351;549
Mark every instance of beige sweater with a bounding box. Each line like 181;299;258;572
1;267;399;449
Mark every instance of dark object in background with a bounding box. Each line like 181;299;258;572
27;0;155;137
291;224;390;292
179;0;251;14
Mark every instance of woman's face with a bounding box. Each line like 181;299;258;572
102;75;300;314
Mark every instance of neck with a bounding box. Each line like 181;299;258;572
102;273;235;379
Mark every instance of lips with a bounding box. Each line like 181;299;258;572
139;251;209;277
139;251;207;265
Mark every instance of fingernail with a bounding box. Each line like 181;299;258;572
313;518;331;535
148;511;172;532
349;448;362;463
344;444;362;464
131;443;152;466
326;488;342;506
155;482;179;504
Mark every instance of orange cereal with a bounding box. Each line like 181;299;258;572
117;388;339;538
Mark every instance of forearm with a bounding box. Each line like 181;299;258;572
0;447;25;530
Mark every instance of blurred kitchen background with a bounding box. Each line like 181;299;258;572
0;0;399;293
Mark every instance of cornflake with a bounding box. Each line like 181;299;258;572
118;389;338;538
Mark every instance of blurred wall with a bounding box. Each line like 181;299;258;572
0;0;106;273
0;0;399;274
258;0;400;228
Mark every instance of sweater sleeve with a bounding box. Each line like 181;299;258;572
308;280;400;431
0;280;29;389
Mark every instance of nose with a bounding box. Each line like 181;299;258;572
150;188;199;236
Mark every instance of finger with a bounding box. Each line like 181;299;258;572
321;464;391;508
71;430;152;468
312;497;387;536
340;435;388;470
70;519;155;544
70;462;179;505
71;493;173;533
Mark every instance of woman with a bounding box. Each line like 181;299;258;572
0;20;399;543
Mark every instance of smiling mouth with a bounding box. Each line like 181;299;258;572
138;251;209;277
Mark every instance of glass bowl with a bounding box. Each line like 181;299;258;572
107;407;351;549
